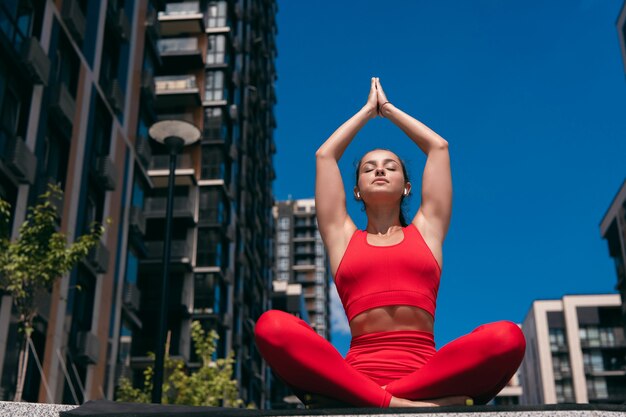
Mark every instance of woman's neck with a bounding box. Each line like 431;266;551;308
365;204;403;235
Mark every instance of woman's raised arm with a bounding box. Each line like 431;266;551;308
376;78;452;243
315;78;377;265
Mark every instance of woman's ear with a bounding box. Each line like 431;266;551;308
403;182;412;196
354;187;361;200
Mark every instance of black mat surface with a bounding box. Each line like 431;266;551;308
60;400;626;417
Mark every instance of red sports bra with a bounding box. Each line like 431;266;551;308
334;223;442;323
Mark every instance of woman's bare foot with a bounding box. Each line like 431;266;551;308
389;395;473;407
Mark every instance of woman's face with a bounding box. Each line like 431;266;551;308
356;149;407;204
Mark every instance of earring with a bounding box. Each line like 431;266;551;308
403;189;408;196
356;191;361;199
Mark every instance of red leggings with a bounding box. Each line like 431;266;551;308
254;310;526;407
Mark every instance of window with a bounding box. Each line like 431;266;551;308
549;328;566;352
279;217;290;230
206;34;226;64
278;272;289;281
201;146;225;179
206;1;227;28
278;258;289;271
278;231;289;243
199;188;226;223
277;244;289;257
204;70;224;101
194;273;216;314
196;228;223;267
315;286;324;297
203;107;225;140
316;271;325;284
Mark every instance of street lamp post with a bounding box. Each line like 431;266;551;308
148;120;200;403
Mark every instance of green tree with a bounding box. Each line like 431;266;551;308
116;321;248;407
0;184;105;401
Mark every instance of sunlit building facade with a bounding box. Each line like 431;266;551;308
520;295;626;405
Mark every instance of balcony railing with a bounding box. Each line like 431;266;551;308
161;1;200;15
149;153;193;171
154;75;201;107
155;75;197;92
144;194;196;219
158;1;204;36
144;239;192;260
158;37;198;53
158;37;204;69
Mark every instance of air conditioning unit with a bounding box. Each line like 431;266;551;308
20;37;50;86
62;0;86;42
129;206;146;236
115;8;131;40
123;282;141;311
4;136;37;185
76;331;99;364
51;83;76;130
88;241;110;274
221;313;232;329
107;80;125;114
95;156;117;191
228;104;238;121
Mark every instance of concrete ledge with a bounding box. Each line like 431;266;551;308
0;401;77;417
1;401;625;417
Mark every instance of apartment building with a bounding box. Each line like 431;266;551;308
273;199;331;340
600;180;626;337
0;0;278;407
520;295;626;404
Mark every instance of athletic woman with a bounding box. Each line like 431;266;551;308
255;78;526;408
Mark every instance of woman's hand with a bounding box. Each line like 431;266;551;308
375;78;390;116
364;77;379;119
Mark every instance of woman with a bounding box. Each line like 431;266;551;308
255;78;525;408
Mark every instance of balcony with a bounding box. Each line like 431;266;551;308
143;193;196;224
158;2;205;36
158;37;204;69
142;239;192;272
61;0;86;42
148;153;196;187
155;75;201;108
0;133;37;185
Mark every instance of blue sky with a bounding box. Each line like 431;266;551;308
273;1;626;355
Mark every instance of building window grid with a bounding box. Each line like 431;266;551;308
549;328;567;352
554;379;574;403
579;326;616;348
279;217;290;230
206;34;226;65
586;377;609;400
204;70;225;101
206;1;227;28
277;244;289;257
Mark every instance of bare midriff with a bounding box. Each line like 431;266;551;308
349;305;434;337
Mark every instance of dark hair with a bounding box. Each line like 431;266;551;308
355;148;410;227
